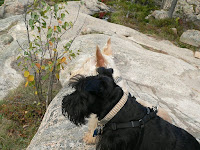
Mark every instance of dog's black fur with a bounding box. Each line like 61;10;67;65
62;68;200;150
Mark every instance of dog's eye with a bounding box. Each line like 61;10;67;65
69;72;72;75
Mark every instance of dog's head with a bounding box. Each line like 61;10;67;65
62;67;121;126
60;38;128;92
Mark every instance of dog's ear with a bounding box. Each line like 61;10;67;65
96;45;107;67
103;38;112;56
97;67;113;77
62;91;89;125
68;74;85;90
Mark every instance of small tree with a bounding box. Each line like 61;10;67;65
17;0;80;108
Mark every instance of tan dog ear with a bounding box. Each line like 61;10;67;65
103;38;112;56
96;46;106;67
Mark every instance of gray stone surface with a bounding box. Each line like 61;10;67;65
0;4;5;18
0;15;23;32
151;10;169;19
180;30;200;47
0;0;34;18
0;34;14;44
194;51;200;59
0;39;27;99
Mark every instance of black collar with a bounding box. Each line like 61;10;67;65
106;107;158;130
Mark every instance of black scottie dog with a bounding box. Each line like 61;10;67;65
62;67;200;150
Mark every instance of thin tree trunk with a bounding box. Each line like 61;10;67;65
168;0;178;18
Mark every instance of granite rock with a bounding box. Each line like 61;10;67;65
180;29;200;47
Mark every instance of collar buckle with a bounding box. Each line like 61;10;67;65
139;119;145;128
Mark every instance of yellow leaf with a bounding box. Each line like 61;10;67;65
56;73;59;79
61;57;66;63
24;71;30;77
25;81;28;87
49;41;53;46
48;61;52;64
49;67;54;72
35;63;40;69
57;59;61;64
36;70;39;74
35;91;38;95
58;20;62;24
54;26;57;31
27;75;34;82
41;66;45;70
53;48;57;52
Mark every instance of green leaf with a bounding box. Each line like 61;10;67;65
37;27;41;32
41;1;46;6
57;26;61;32
40;11;44;16
47;28;53;38
17;56;21;60
29;19;34;30
61;13;65;20
42;74;49;80
18;62;21;66
62;22;68;30
65;10;69;14
31;63;35;67
46;5;51;11
34;14;39;20
50;37;56;42
43;16;49;19
31;12;34;18
57;63;61;70
29;42;33;49
70;53;76;58
57;37;61;42
24;51;29;56
42;21;46;28
69;21;73;27
35;42;40;47
54;4;59;13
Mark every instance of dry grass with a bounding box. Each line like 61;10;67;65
0;81;62;149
